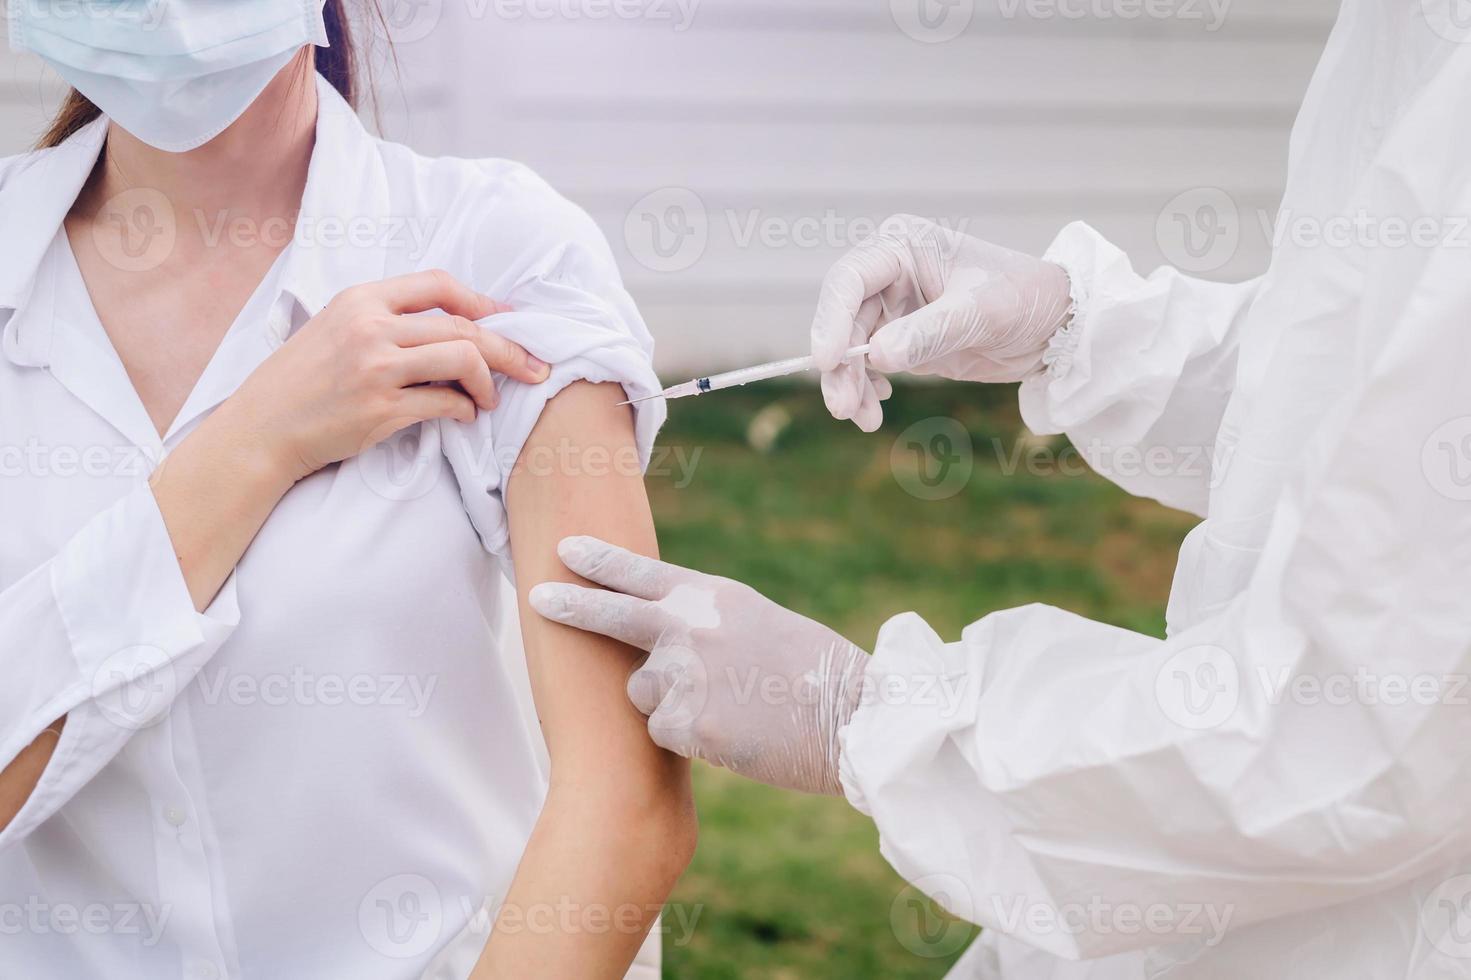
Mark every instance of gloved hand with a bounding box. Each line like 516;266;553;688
529;536;870;796
812;214;1075;431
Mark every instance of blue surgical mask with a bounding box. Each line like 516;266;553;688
8;0;329;153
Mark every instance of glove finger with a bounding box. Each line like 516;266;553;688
627;663;679;716
820;294;884;421
628;642;706;712
867;299;972;375
529;582;670;650
821;360;866;421
811;244;903;371
851;376;884;433
643;652;713;751
556;535;678;600
646;710;698;758
868;369;893;402
853;294;884;343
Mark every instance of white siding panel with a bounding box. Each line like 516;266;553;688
482;27;1323;115
0;46;64;154
381;0;1336;370
480;119;1290;198
2;2;1340;371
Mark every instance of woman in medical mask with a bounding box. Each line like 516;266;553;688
0;2;693;978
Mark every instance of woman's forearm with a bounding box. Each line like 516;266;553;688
1;405;291;832
475;777;695;978
150;400;297;611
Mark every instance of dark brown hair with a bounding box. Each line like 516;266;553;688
37;0;369;149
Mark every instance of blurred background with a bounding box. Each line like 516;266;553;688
2;1;1337;975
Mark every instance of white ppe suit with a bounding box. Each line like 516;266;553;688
837;3;1471;976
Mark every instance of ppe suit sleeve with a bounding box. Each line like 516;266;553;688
438;167;665;559
1019;222;1261;516
0;485;240;851
839;232;1471;960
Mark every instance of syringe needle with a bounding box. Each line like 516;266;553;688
615;344;871;408
615;392;667;407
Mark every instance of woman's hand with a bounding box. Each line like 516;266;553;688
225;269;551;484
152;269;549;611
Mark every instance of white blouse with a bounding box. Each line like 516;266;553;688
0;75;665;979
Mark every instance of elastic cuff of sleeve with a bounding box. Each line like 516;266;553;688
1039;273;1087;382
1019;222;1132;434
837;722;874;817
1038;221;1107;381
50;485;237;694
837;613;980;818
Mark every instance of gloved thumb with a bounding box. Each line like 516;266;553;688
627;663;679;716
866;299;973;375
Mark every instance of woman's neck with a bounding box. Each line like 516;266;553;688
83;51;319;243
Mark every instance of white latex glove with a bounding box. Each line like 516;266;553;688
812;214;1075;431
529;536;870;796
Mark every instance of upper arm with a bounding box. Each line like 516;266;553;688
504;380;678;789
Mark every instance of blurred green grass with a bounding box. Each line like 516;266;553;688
646;379;1196;979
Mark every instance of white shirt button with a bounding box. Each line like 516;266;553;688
268;309;291;346
163;805;187;828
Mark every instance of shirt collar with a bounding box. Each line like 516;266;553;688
0;74;391;367
0;114;109;366
277;73;392;321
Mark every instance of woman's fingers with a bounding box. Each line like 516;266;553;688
397;340;498;411
396;385;478;426
393;315;550;386
376;268;499;319
467;323;550;385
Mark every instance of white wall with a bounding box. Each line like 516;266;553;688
2;0;1340;372
0;39;65;149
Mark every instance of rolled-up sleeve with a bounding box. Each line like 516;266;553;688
0;484;239;849
1020;222;1260;516
439;169;665;558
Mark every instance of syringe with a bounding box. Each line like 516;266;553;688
619;344;871;406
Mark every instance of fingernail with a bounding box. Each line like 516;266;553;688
557;536;590;563
527;354;550;380
529;582;566;616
